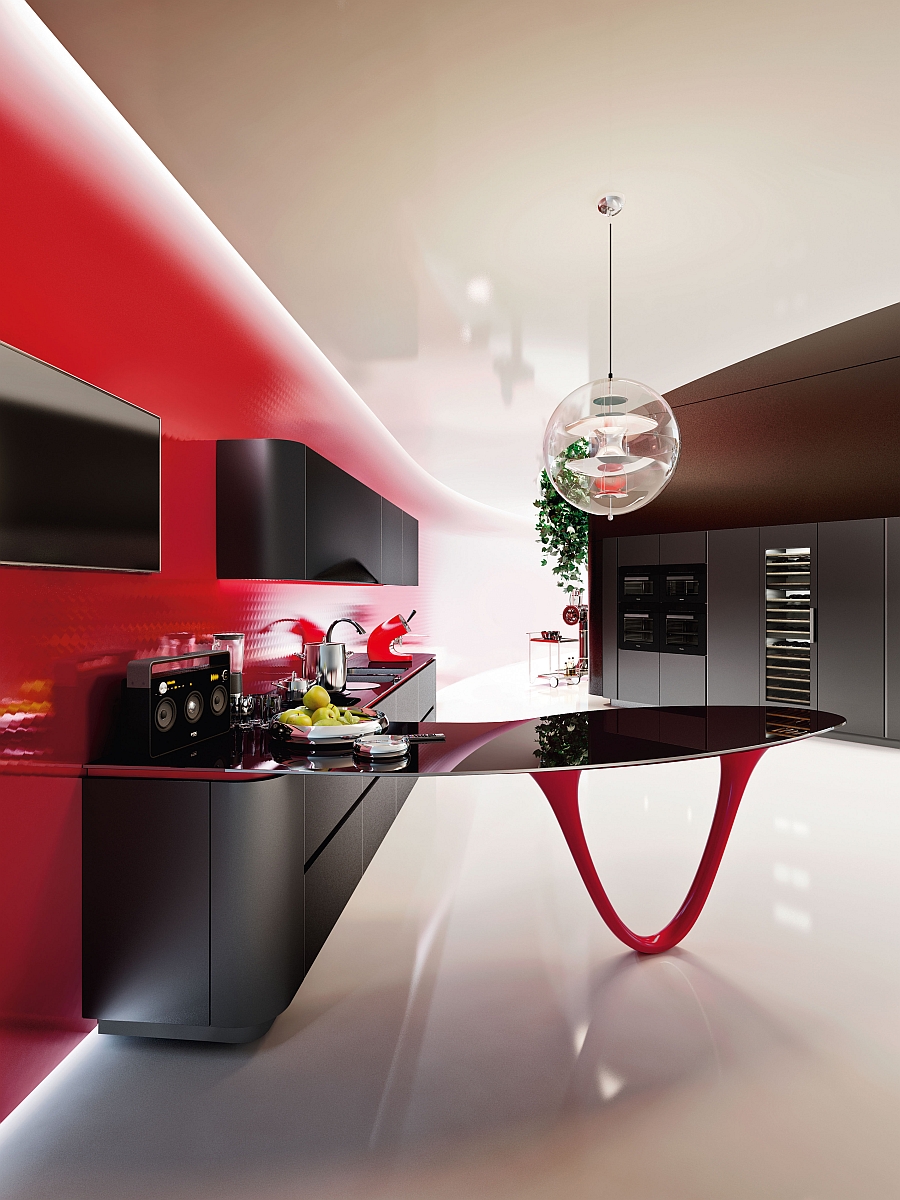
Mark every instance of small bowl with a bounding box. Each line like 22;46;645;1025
353;734;410;760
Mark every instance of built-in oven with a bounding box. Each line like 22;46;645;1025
617;562;707;655
618;608;659;652
618;569;659;605
660;607;706;655
661;563;706;605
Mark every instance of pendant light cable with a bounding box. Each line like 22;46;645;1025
608;221;613;381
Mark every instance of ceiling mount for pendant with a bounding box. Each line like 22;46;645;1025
597;194;624;217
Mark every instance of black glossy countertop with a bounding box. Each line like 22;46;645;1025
321;652;434;710
87;706;845;781
0;653;435;777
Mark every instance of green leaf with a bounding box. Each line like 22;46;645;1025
534;446;589;589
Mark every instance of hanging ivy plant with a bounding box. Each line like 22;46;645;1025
534;439;590;587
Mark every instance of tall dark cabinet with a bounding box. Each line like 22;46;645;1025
707;527;759;705
817;519;884;737
887;518;900;741
597;517;894;743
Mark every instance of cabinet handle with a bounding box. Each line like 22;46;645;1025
810;606;817;644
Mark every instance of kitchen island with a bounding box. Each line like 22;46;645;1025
83;704;841;1044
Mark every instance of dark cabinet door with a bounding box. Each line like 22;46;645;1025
217;439;306;579
381;500;404;584
886;519;900;740
617;534;660;567
659;531;706;564
305;776;365;863
659;654;705;705
304;805;363;971
817;519;885;737
363;780;395;870
401;510;419;585
210;776;305;1030
601;537;618;699
618;649;659;704
82;778;210;1026
417;660;437;718
396;777;418;812
707;527;760;705
305;449;382;582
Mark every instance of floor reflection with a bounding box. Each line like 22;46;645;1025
2;740;900;1198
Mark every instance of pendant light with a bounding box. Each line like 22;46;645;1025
542;196;680;521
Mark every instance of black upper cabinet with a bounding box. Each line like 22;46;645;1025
216;440;306;581
304;451;382;583
381;500;404;585
401;510;418;585
216;439;418;584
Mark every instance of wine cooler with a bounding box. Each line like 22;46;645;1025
765;546;814;705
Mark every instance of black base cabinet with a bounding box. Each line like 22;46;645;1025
83;773;414;1043
304;802;361;974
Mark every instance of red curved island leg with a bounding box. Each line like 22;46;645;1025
531;749;766;954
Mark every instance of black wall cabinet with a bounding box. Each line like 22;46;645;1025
216;439;418;584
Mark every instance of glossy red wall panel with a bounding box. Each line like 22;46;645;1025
0;5;462;1120
0;776;92;1122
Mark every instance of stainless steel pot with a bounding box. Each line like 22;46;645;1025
303;618;366;691
303;641;348;691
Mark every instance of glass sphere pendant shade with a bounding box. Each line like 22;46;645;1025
542;377;680;520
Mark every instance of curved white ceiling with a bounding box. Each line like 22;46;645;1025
0;0;528;535
23;0;900;522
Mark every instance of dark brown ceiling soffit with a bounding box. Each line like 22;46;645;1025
594;299;900;538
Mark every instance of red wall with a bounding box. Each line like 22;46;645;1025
0;9;434;1119
0;776;91;1122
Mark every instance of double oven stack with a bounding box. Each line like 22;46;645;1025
617;563;707;656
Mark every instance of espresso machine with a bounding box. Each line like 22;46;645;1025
367;611;415;664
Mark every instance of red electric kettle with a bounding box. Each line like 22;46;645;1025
367;611;415;664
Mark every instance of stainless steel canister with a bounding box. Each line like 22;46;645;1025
302;641;348;691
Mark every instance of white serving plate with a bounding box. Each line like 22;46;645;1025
274;712;384;743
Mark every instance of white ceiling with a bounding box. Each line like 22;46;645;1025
28;0;900;516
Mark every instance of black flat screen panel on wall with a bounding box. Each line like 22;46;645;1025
0;340;160;572
216;438;418;584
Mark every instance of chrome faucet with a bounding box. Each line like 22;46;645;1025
326;618;366;642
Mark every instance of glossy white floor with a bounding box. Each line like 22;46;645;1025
3;733;900;1198
436;661;611;721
